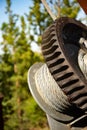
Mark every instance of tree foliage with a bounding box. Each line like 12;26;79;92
60;0;80;18
26;0;53;46
0;0;44;129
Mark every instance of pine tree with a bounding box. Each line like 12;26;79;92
60;0;80;18
26;0;53;46
0;0;43;129
27;0;80;48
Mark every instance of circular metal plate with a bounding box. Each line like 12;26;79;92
28;62;75;123
42;17;87;113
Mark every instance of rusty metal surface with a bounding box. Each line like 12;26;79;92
77;0;87;14
42;17;87;114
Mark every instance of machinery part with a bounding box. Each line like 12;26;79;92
35;63;71;113
28;63;74;123
42;17;87;113
28;63;87;129
47;115;87;130
77;0;87;14
78;49;87;79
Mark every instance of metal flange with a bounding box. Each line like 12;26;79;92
28;63;87;129
42;17;87;113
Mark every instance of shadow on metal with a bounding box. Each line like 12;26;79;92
28;17;87;130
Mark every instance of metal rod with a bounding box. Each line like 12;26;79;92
41;0;56;21
69;115;87;126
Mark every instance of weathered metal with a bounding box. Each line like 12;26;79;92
42;17;87;113
28;17;87;130
28;63;87;130
77;0;87;14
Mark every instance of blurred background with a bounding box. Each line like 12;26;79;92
0;0;87;130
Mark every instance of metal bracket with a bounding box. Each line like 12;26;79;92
77;0;87;14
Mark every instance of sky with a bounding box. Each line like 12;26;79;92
0;0;86;28
0;0;86;53
0;0;41;52
0;0;33;25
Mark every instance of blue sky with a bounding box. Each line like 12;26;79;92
0;0;33;25
0;0;86;26
0;0;87;25
0;0;41;52
0;0;86;51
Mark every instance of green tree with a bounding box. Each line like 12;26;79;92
27;0;80;48
60;0;80;18
0;0;44;130
0;0;19;128
26;0;53;46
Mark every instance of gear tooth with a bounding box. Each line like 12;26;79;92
42;17;87;113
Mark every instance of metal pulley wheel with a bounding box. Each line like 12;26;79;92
28;62;87;129
28;17;87;129
42;17;87;114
